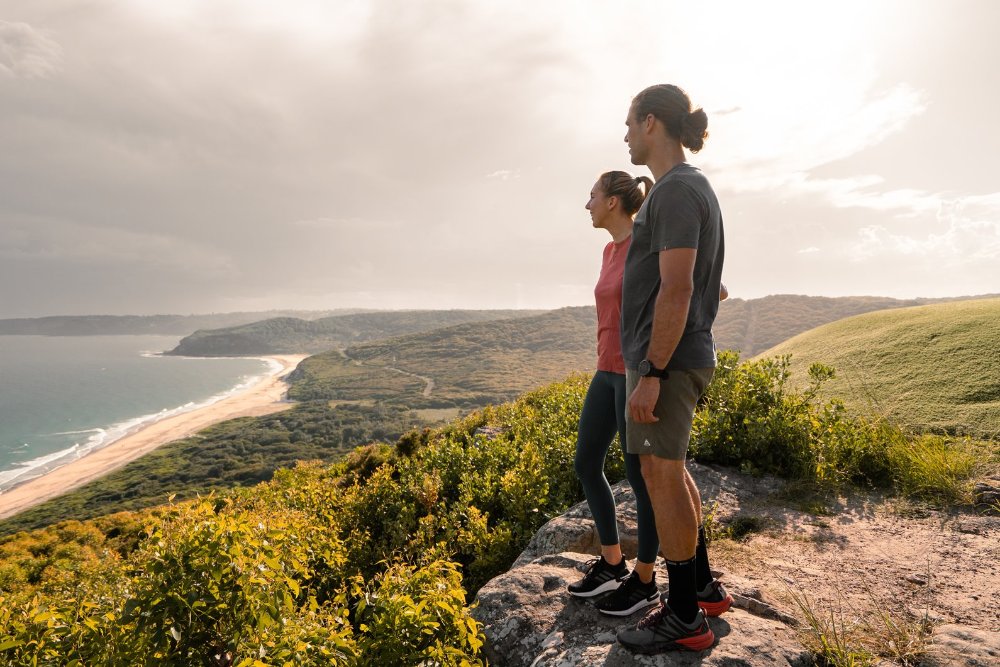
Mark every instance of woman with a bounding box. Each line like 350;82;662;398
567;170;663;617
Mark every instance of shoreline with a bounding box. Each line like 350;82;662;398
0;354;308;521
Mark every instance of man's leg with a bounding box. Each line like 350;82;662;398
641;456;698;559
640;454;699;623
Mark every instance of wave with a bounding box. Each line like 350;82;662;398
0;360;278;494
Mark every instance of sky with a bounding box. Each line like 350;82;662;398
1;0;998;317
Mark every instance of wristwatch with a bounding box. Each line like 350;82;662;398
637;359;669;379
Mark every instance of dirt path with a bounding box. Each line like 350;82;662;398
387;367;434;398
340;349;435;398
709;483;1000;634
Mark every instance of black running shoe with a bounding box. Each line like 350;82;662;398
596;571;659;616
567;556;628;598
617;604;715;654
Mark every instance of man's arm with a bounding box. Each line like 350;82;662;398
627;247;696;424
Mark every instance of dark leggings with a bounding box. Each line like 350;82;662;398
574;370;659;563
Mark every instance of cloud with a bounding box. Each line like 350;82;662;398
0;216;236;276
850;192;1000;261
0;21;62;79
781;175;942;217
486;169;521;181
711;83;927;193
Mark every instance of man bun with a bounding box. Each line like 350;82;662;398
680;108;709;153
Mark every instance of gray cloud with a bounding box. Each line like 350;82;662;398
1;1;998;316
0;21;62;78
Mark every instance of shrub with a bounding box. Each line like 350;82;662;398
352;560;484;666
695;351;914;491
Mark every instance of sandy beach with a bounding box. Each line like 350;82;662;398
0;354;308;521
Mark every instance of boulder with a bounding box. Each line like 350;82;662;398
472;551;812;666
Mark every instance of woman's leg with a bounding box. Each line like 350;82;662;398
613;372;660;580
575;371;623;562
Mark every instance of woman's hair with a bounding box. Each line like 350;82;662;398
600;170;654;216
631;84;709;153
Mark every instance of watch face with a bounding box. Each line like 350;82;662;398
638;359;651;376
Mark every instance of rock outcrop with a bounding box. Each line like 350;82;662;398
471;461;1000;666
472;462;808;665
474;550;812;666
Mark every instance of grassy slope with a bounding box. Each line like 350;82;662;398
758;297;1000;437
289;307;596;407
712;293;998;356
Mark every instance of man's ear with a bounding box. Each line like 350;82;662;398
643;113;656;134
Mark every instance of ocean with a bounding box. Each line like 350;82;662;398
0;336;272;493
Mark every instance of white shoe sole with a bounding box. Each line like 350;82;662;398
567;576;627;598
597;594;659;616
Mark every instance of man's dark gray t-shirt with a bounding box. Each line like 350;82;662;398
620;162;725;370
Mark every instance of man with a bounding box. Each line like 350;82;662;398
615;84;731;654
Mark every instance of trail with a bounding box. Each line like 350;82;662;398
341;349;434;398
385;365;435;398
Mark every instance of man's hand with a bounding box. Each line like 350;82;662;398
628;377;661;423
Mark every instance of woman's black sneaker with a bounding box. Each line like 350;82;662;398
596;571;659;616
567;556;628;598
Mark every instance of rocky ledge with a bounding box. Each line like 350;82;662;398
471;462;1000;666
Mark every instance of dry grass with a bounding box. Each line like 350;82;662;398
787;574;935;667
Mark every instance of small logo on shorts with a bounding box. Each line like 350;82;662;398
643;439;652;448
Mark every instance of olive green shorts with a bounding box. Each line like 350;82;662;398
624;367;714;460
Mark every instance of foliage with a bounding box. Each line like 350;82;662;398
692;351;895;488
351;560;484;666
0;495;482;665
692;351;986;501
887;435;980;504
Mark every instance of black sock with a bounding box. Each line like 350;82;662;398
665;555;699;624
696;524;714;591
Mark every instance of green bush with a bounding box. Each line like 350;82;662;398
693;351;985;500
694;351;894;488
352;560;484;666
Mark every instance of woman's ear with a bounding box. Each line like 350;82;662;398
607;195;619;211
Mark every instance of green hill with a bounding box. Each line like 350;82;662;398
712;293;998;356
758;297;1000;437
288;307;597;407
167;309;543;356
